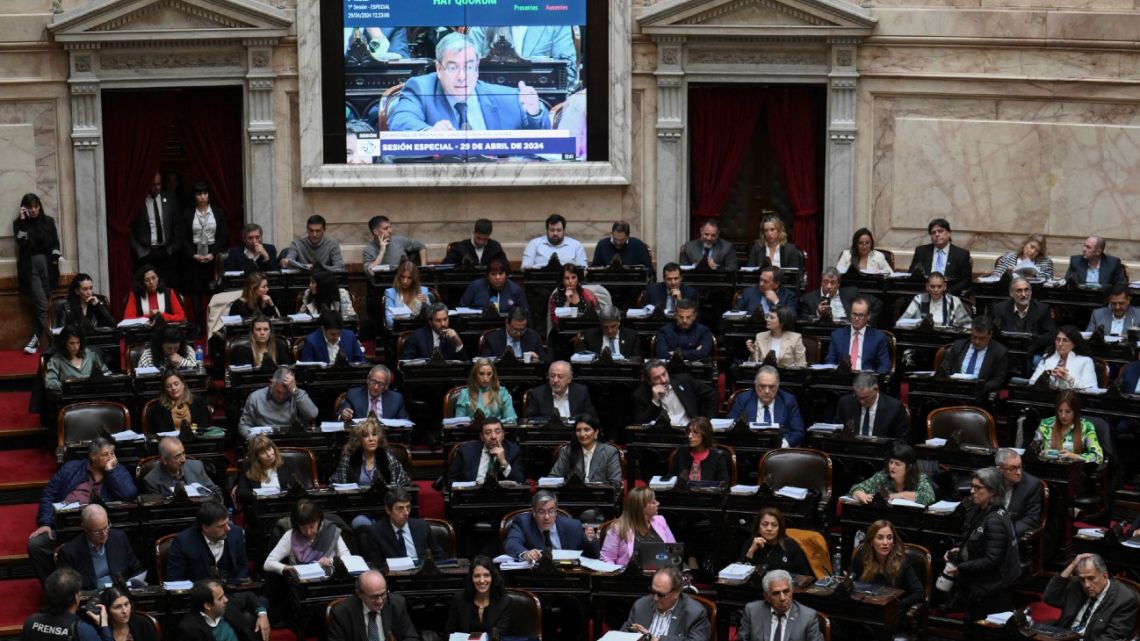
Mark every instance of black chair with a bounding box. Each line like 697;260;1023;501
926;406;997;448
505;588;542;639
58;401;130;449
425;518;457;558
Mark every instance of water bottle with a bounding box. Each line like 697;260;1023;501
832;549;843;577
195;344;205;365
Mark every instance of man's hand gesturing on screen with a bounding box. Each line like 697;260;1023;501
518;81;541;116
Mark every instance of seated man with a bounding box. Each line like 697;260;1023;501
645;262;698;313
458;259;527;313
222;223;277;274
582;307;643;359
1086;284;1140;335
622;567;711;641
522;214;587;269
824;298;892;373
481;306;546;361
937;315;1009;401
739;569;824;641
27;437;137;583
727;366;806;446
359;488;445;565
449;418;525;484
328;570;419;641
988;275;1056;359
799;266;875;323
363;215;426;271
278;214;344;271
1066;235;1126;287
56;505;143;591
996;448;1042;538
1044;553;1136;639
592;221;652;267
178;579;269;641
443;218;508;267
832;373;908;440
238;366;319;439
526;360;596;420
504;490;600;561
735;266;798;316
338;364;408;421
680;220;737;271
899;272;972;328
300;310;365;364
633;359;718;425
166;502;248;582
655;299;714;360
908;217;972;295
142;436;221;497
401;303;466;360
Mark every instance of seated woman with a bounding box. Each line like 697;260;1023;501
600;487;675;567
300;268;355;319
739;506;813;577
745;305;807;366
747;214;803;271
229;316;293;371
45;325;112;392
671;417;730;483
455;358;518;423
1031;390;1104;464
549;414;623;487
548;264;597;330
263;499;351;575
145;369;209;433
847;520;925;608
849;442;937;506
122;264;186;323
990;234;1053;280
330;417;411;487
445;555;513;637
384;259;432;328
136;324;197;370
99;586;159;641
53;272;115;333
836;227;892;274
228;271;281;319
1029;325;1097;390
234;435;306;508
899;272;972;328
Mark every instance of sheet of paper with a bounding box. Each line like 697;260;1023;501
320;421;346;433
718;563;756;581
112;430;144;442
925;438;947;447
342;555;369;574
245;426;275;437
710;418;734;431
379;418;415;428
552;550;582;561
53;501;81;512
554;307;578;319
163;580;193;591
253;487;281;497
499;560;532;571
293;563;326;580
332;483;360;492
221;315;244;326
1077;528;1105;539
451;481;478;490
443;417;473;426
649;475;677;490
730;485;760;495
888;497;925;509
808;423;844;432
288;313;313;322
386;557;415;571
117;317;150;328
454;307;483;315
579;557;623;573
538;477;565;488
570;353;596;363
134;366;160;376
927;500;960;513
775;486;809;500
985;612;1013;625
750;422;780;431
598;631;644;641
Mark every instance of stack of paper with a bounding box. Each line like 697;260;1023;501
554;307;578;319
53;501;81;512
112;430;145;442
927;500;960;514
985;612;1013;625
319;421;345;433
245;426;275;437
499;560;532;571
710;418;734;431
809;363;838;370
925;438;947;447
451;481;478;490
838;495;858;504
722;310;748;319
399;358;428;366
808;423;844;432
887;271;912;279
134;366;160;376
579;558;623;573
294;361;326;368
570;353;596;363
894;318;922;329
552;550;582;561
331;483;361;492
775;486;809;500
626;306;653;319
156;430;180;438
223;270;244;277
163;580;194;591
889;497;925;509
454;307;483;315
253;487;281;497
1122;538;1140;549
379;418;415;428
649;476;677;490
730;485;760;495
288;313;314;322
718;563;756;581
1076;528;1105;539
537;477;565;488
221;315;244;326
949;373;978;380
386;557;415;571
389;305;413;320
229;364;254;372
443;417;472;427
184;483;208;498
371;264;392;273
293;563;327;580
118;318;150;328
598;631;643;641
751;422;779;431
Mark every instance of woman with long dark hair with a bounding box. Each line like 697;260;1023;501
848;520;925;607
145;369;209;433
1029;325;1097;389
122;264;186;323
739;506;813;577
54;273;115;334
836;227;891;274
549;415;623;486
300;268;354;318
45;326;111;392
1031;390;1104;463
14;193;61;353
548;263;597;329
136;324;196;370
99;585;159;641
445;556;513;636
849;442;937;506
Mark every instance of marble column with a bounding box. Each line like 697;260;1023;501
245;40;278;247
66;46;109;292
824;39;859;269
653;36;686;278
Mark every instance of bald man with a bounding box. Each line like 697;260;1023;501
328;570;419;641
57;504;144;590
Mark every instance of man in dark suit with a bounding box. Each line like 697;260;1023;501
622;567;711;641
504;490;600;561
633;359;718;425
299;311;365;365
679;220;737;271
222;223;277;274
738;569;824;641
645;262;698;313
908;218;972;295
526;360;596;420
359;488;445;565
1044;553;1136;639
989;275;1056;363
130;171;181;283
823;298;892;373
57;505;143;590
328;570;419;641
178;580;269;641
338;364;408;421
443;218;508;266
1066;235;1126;287
996;448;1042;537
401;303;466;360
655;299;714;360
937;315;1009;402
833;373;908;441
799;266;880;323
1086;285;1140;335
582;307;643;359
165;502;248;583
449;418;525;484
480;306;547;361
592;220;652;267
734;265;798;316
726;366;806;446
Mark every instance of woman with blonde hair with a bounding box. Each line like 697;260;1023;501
600;487;675;566
330;417;411;487
383;259;432;328
145;369;209;433
455;358;518;423
229;316;293;371
229;271;281;319
747;214;803;270
990;234;1053;280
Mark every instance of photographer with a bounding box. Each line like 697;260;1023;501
22;567;110;641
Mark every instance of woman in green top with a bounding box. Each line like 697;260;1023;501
45;325;111;392
455;358;518;423
849;442;936;506
1031;390;1103;464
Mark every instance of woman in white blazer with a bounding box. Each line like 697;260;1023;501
1029;325;1098;390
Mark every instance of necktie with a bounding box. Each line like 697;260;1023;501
1075;596;1096;632
703;246;711;259
935;249;945;273
763;404;772;424
371;397;381;418
367;610;381;641
542;529;553;550
455;102;469;130
849;330;861;366
609;337;621;358
395;528;408;556
152;196;164;245
965;348;979;376
774;613;785;641
862;408;871;436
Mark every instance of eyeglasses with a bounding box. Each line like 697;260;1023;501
850;313;869;319
360;590;388;601
442;62;478;75
1001;465;1023;472
85;525;111;535
970;483;987;491
651;589;675;599
367;378;387;386
535;508;558;517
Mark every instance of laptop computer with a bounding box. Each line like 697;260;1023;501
634;541;685;572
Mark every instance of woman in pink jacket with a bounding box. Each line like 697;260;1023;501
600;487;676;566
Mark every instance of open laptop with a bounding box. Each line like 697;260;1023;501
634;541;685;572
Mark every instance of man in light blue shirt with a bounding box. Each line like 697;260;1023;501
522;214;587;269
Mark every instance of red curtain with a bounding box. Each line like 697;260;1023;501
689;87;764;228
177;87;244;248
766;87;822;290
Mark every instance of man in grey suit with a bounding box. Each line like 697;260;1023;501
142;436;220;497
1044;553;1136;639
739;569;824;641
680;220;737;271
622;566;710;641
1086;285;1140;335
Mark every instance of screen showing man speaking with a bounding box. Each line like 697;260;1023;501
343;1;587;164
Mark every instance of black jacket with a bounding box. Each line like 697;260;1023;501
233;461;307;509
670;446;730;483
909;244;973;295
57;528;144;590
13;213;60;291
937;337;1010;398
988;299;1056;358
632;373;718;424
526;382;596;420
480;327;547;361
359;517;445;565
833;392;909;441
222;244;278;273
445;591;513;635
955;505;1020;600
328;594;419;641
581;326;643;358
1006;472;1043;537
799;286;881;323
444;238;508;267
848;554;926;608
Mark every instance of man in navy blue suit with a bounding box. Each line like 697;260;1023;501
57;505;144;590
735;266;798;316
388;32;550;133
504;490;600;561
449;418;525;484
338;364;408;421
165;502;248;583
645;262;697;313
824;298;892;374
655;299;713;360
592;221;653;268
401;302;466;360
727;366;806;446
832;373;909;441
481;306;547;362
1066;235;1126;287
300;311;365;364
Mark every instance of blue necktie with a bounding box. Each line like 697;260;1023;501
934;249;945;273
763;405;772;424
965;348;979;376
862;408;871;436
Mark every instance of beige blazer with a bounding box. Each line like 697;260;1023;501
749;330;807;367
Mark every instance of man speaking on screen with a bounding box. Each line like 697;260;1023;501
388;32;551;132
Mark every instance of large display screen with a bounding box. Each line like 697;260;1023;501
342;1;588;164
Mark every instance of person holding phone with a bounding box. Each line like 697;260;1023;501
13;193;61;354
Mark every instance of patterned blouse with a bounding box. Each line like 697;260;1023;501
849;470;937;506
1032;417;1104;464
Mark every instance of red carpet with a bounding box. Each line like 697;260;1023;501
0;578;41;629
0;351;40;379
414;480;444;520
0;449;56;484
0;504;35;557
0;392;38;431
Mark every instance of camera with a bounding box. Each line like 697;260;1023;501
81;597;101;618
